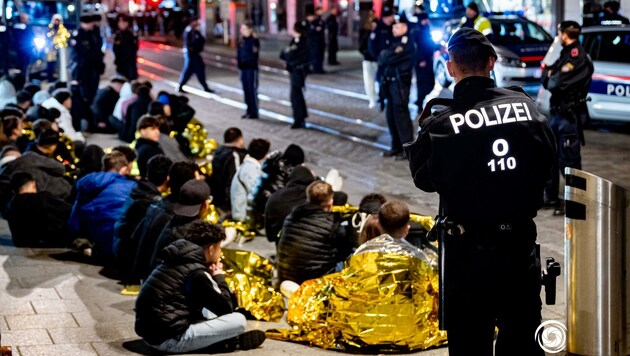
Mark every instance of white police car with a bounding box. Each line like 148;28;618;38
536;26;630;122
433;14;553;95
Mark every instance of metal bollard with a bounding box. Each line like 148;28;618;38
565;168;630;356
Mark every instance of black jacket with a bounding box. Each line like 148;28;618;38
113;29;138;66
407;76;556;223
91;86;120;125
378;34;416;80
359;28;375;61
132;197;176;282
120;94;152;143
251;151;295;219
277;203;343;284
150;215;198;271
135;239;236;345
135;138;164;178
114;179;162;272
5;191;72;247
264;166;314;242
237;36;260;70
209;145;247;211
0;151;72;215
280;37;310;73
542;41;594;107
184;26;205;56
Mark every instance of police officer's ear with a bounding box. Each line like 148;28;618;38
446;60;455;78
487;55;497;72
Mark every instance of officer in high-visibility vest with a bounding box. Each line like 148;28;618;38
460;2;493;37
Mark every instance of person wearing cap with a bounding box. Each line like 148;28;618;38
542;21;594;215
406;27;555;355
237;20;260;119
113;14;139;80
148;179;211;271
368;6;395;86
69;151;137;261
378;13;416;158
304;5;326;74
600;1;630;25
280;21;310;129
135;219;266;353
91;75;127;132
460;2;493;37
0;128;72;214
178;17;214;94
70;15;102;104
411;6;435;109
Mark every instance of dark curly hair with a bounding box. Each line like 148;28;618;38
182;221;226;247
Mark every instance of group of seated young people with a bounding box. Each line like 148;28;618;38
0;72;431;354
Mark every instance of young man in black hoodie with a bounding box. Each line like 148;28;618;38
5;171;72;247
210;127;247;217
135;114;164;178
237;21;260;119
114;155;172;275
91;75;127;132
135;220;266;353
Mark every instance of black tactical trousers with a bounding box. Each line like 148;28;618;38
444;220;545;356
290;71;308;126
545;111;582;202
385;78;413;151
240;69;259;117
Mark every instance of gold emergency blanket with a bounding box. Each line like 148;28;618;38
222;249;285;322
182;118;218;158
267;237;447;352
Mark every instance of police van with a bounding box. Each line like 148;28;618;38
536;25;630;123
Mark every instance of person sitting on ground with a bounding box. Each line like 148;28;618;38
69;81;94;132
76;145;105;180
149;179;211;271
5;171;72;247
12;90;32;113
148;101;190;162
111;145;137;175
277;181;350;284
69;151;137;261
0;129;72;215
2;115;28;152
0;146;21;168
114;155;172;276
91;75;127;132
120;82;153;143
25;118;75;167
230;138;270;222
110;80;137;132
135;114;164;178
132;161;200;283
210;127;247;216
41;88;85;143
352;193;387;242
358;215;382;244
25;90;51;122
354;200;427;259
134;220;266;353
251;143;305;226
264;165;315;244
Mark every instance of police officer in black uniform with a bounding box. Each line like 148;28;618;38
305;5;326;74
71;15;102;104
280;21;310;129
237;20;260;119
178;16;214;93
411;9;435;109
326;7;340;65
600;1;630;25
406;28;555;356
113;14;139;80
378;14;415;158
368;6;394;89
542;21;593;215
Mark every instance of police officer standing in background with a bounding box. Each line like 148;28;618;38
368;6;394;92
542;21;593;215
113;14;139;80
305;5;326;74
71;15;102;104
378;14;415;158
178;16;214;93
406;28;555;355
326;7;341;65
460;2;493;37
91;14;105;77
411;7;435;109
280;21;310;129
237;20;260;119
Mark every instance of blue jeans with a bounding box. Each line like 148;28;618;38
149;311;246;353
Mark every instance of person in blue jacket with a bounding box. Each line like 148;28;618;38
237;21;260;119
69;151;137;261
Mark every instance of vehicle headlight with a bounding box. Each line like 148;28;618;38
431;30;443;43
34;37;46;50
498;57;526;68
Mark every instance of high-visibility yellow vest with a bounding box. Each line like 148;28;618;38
460;16;494;36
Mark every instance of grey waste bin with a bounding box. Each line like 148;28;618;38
565;168;630;356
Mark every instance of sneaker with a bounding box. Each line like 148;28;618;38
235;330;266;350
204;87;215;94
290;123;306;129
280;280;300;298
368;101;376;109
178;86;186;93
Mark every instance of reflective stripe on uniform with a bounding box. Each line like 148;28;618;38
474;17;493;36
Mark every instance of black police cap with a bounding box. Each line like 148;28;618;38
396;11;409;24
382;6;394;17
79;14;92;23
448;27;497;58
467;2;479;13
559;20;581;33
305;4;315;16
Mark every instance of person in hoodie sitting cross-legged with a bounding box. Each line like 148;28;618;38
69;151;137;261
134;220;266;353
